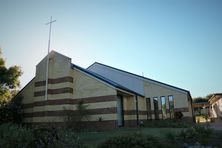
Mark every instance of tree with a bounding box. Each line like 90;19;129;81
64;100;90;131
0;49;22;105
206;94;214;100
193;97;208;103
193;94;214;103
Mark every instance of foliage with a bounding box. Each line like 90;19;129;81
144;119;191;128
0;123;87;148
98;133;165;148
30;127;87;148
64;100;90;131
0;49;22;105
164;132;178;148
174;111;183;120
56;129;87;148
0;94;23;124
193;97;208;103
206;94;214;100
0;123;34;148
178;125;214;145
31;127;59;147
193;125;214;145
193;94;214;103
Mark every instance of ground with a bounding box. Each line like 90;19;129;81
209;118;222;130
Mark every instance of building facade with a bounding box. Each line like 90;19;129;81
209;93;222;119
19;51;193;129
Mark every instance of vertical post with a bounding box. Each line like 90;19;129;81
45;16;56;100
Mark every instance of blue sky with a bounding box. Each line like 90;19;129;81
0;0;221;98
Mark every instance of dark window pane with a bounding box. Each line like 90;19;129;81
146;98;152;120
161;96;167;119
153;97;159;120
168;95;174;119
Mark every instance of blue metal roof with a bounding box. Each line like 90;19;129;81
71;64;144;97
88;62;191;94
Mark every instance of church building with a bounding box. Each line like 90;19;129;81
19;51;193;129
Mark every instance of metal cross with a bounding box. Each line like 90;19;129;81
45;16;56;100
46;16;56;54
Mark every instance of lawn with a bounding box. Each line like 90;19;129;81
78;128;183;147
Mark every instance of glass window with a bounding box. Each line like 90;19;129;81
117;96;124;126
153;97;159;120
161;96;167;119
168;95;174;119
146;98;152;120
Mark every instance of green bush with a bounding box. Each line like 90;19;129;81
0;123;34;148
193;125;213;145
55;129;87;148
30;127;87;148
0;123;87;148
98;133;164;148
178;125;214;145
144;119;191;128
174;111;183;120
163;132;178;148
178;127;197;144
0;95;23;124
64;100;91;132
30;127;59;147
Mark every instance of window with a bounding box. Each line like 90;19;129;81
168;95;174;119
161;96;167;119
117;96;124;126
146;98;152;120
153;97;159;120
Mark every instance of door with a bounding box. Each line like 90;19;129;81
117;96;124;126
153;97;159;120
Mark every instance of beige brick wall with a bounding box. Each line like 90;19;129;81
144;81;192;117
21;78;35;104
21;51;118;123
72;69;116;99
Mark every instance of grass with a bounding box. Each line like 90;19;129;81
78;128;183;147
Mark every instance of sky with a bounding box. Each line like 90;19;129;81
0;0;221;98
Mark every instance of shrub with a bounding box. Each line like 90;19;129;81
55;129;87;148
164;132;178;148
178;125;214;145
174;111;183;120
144;119;191;128
64;100;90;131
178;127;197;143
0;95;23;124
30;127;87;148
0;123;34;148
0;123;87;148
99;133;164;148
193;125;213;145
30;127;59;147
